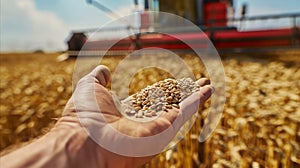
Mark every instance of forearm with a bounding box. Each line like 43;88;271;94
0;121;101;168
1;115;148;168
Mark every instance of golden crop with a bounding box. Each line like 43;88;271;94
0;52;299;168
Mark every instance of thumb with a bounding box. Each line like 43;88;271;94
89;65;111;86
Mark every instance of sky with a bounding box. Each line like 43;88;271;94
1;0;300;52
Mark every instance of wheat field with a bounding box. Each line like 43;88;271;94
0;51;299;167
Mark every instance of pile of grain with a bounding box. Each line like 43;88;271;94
122;78;199;118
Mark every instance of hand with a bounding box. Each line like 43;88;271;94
56;65;214;168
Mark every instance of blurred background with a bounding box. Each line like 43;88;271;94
1;0;300;167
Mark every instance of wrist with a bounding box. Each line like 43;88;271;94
55;114;142;168
54;119;133;168
52;117;104;168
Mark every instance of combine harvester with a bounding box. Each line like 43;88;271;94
66;0;300;57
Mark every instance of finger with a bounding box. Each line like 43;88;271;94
91;65;111;86
196;78;210;87
198;85;214;105
159;108;180;124
145;109;179;135
178;85;214;124
148;85;214;134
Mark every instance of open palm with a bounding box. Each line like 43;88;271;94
59;65;213;167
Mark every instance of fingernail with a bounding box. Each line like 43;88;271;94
211;86;215;93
